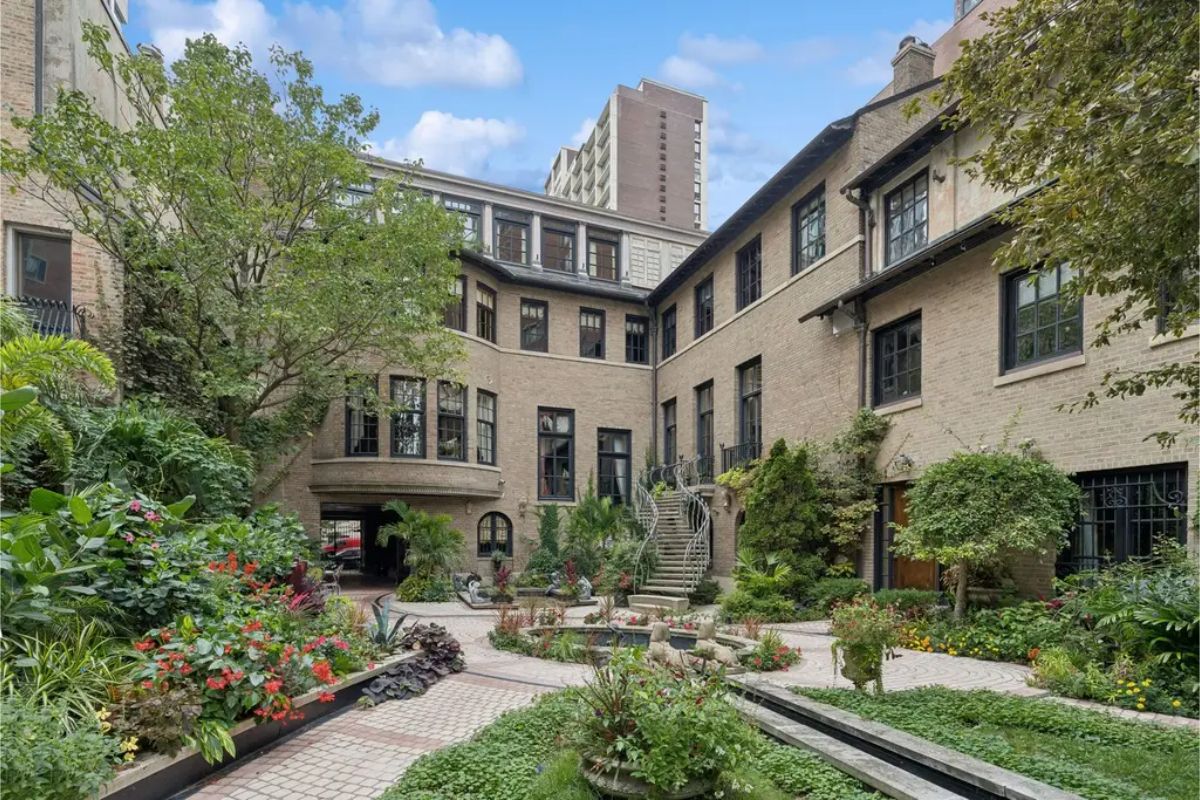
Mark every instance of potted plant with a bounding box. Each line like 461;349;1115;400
573;650;755;798
829;598;901;695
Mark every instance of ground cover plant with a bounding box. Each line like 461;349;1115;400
797;686;1200;800
382;658;880;800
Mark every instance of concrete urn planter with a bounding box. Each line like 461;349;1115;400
582;756;715;799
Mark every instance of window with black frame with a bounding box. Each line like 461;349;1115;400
885;171;928;265
476;390;497;465
520;299;548;352
444;275;466;331
1003;263;1082;371
443;196;481;245
625;315;648;364
476;283;496;342
494;208;531;264
738;358;762;448
661;305;677;358
587;229;619;281
736;237;762;310
792;188;825;273
597;429;632;505
662;399;677;465
542;219;576;272
477;512;513;557
538;408;574;499
345;379;378;457
436;382;466;460
695;381;713;478
873;314;922;406
694;276;714;337
579;308;605;359
389;376;425;457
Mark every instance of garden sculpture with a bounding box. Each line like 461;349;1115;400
467;578;487;605
690;620;738;667
576;574;593;601
647;622;691;670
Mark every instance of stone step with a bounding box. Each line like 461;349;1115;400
634;586;691;599
628;593;690;612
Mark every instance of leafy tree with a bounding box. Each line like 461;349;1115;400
0;28;464;461
928;0;1198;445
377;500;464;579
68;400;253;518
892;451;1079;619
0;298;115;479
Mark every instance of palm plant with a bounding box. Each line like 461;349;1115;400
0;298;115;475
377;500;464;578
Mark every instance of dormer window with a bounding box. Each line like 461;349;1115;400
884;171;928;266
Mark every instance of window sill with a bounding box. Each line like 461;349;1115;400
994;353;1086;387
1149;324;1200;349
873;396;923;416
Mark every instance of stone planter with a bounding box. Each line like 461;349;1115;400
582;756;715;799
838;648;881;692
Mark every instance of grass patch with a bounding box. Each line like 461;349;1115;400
381;689;879;800
796;686;1199;800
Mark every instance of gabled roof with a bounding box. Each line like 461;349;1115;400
646;77;943;306
842;101;959;194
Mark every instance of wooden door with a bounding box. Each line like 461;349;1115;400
889;486;938;590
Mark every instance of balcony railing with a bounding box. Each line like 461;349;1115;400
14;295;78;337
720;440;761;473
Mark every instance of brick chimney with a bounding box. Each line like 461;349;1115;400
891;36;935;94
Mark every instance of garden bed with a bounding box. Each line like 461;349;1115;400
99;651;418;800
455;589;598;610
795;686;1200;800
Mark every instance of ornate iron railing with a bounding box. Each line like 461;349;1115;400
14;295;77;337
720;440;761;473
674;456;711;593
631;480;659;591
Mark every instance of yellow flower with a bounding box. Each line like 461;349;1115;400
123;752;136;763
120;736;140;753
1141;679;1151;687
1126;681;1136;688
95;708;112;722
1172;700;1182;708
100;722;112;733
1136;703;1145;711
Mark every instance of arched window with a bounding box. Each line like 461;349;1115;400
477;512;513;558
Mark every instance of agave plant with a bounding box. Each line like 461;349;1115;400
368;596;410;648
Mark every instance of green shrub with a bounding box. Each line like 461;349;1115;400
524;505;562;576
873;589;941;616
688;576;721;605
0;699;118;800
720;590;796;623
811;577;870;612
396;575;455;602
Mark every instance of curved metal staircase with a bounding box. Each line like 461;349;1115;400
633;457;712;598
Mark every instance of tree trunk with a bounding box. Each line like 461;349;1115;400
954;559;969;620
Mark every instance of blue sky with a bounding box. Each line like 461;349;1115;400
125;0;951;226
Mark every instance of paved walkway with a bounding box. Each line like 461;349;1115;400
185;599;1191;799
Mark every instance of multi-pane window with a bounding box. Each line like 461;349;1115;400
476;390;497;465
13;232;73;336
737;358;762;447
579;308;605;359
661;305;677;359
477;512;513;558
389;376;425;458
587;229;619;281
885;171;928;265
792;189;826;273
538;408;574;500
625;315;649;364
520;299;548;352
1003;263;1082;370
345;379;378;457
695;381;714;479
444;275;466;331
736;237;762;310
662;399;677;465
494;208;531;264
694;276;714;337
873;314;922;406
476;284;496;343
597;429;632;505
542;219;576;272
443;196;481;245
436;382;466;461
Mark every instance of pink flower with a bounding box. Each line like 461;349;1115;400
144;511;161;523
123;533;135;543
150;541;160;550
129;500;142;512
317;692;335;703
333;639;350;651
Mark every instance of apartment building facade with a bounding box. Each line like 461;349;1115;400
1;0;131;341
545;79;709;231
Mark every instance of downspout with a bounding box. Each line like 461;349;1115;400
649;304;659;470
34;0;44;114
842;187;874;408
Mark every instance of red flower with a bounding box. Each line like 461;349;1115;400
244;561;259;576
333;639;350;651
302;642;316;654
265;678;284;694
206;676;228;690
311;660;335;685
141;680;155;689
180;664;193;675
134;640;156;652
271;710;287;721
317;692;335;703
241;620;264;633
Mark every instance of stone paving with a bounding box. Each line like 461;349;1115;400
185;598;1192;799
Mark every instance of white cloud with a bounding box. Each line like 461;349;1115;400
370;111;524;176
782;36;841;67
659;55;724;89
569;117;595;148
142;0;523;89
845;17;952;86
678;33;764;65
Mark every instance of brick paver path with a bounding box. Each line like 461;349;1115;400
185;599;1191;799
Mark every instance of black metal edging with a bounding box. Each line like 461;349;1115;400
730;684;1001;800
